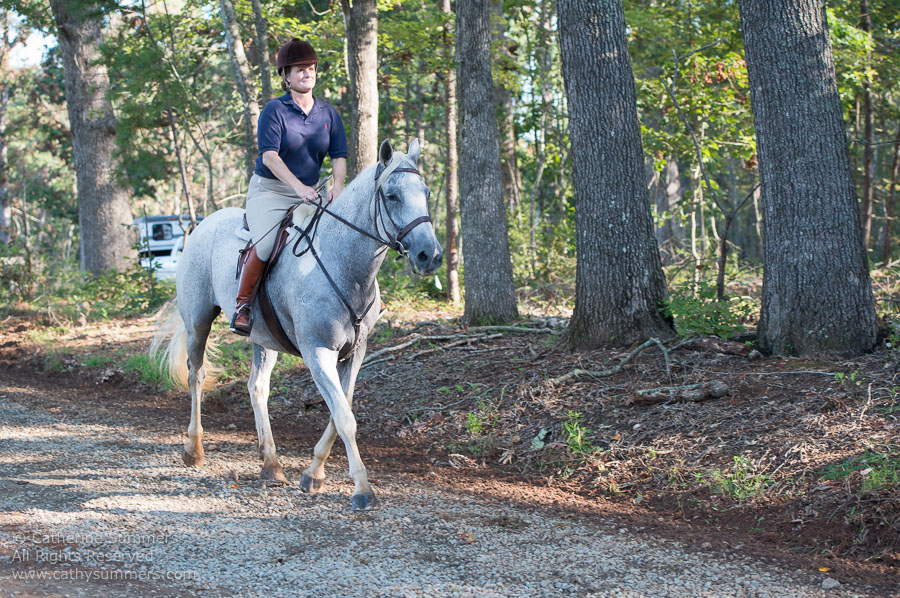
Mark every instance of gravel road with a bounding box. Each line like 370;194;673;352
0;387;880;598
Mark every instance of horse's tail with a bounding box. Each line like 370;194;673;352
150;298;219;391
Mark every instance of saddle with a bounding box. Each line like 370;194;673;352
235;206;309;359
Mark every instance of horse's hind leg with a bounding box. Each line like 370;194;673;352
249;344;289;484
183;309;219;466
301;343;365;494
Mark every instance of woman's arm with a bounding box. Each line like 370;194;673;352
329;158;347;202
261;151;320;202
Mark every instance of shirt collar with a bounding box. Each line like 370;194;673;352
279;93;318;116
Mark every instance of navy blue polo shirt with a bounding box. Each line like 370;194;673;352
255;94;348;186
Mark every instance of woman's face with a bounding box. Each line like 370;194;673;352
286;64;317;94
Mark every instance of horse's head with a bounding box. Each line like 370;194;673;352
376;139;443;275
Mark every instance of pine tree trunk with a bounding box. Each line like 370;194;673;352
456;0;518;324
557;0;674;349
341;0;378;180
441;0;461;304
859;0;875;250
0;79;10;245
49;0;136;273
491;0;522;210
654;156;683;263
251;0;272;105
219;0;259;180
739;0;876;356
881;122;900;266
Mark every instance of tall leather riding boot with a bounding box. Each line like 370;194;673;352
230;246;267;336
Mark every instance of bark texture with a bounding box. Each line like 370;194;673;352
739;0;876;356
49;0;136;272
557;0;674;349
456;0;518;324
441;0;460;303
219;0;259;179
251;0;273;105
491;0;522;210
881;122;900;266
653;157;684;263
0;65;10;245
859;0;874;250
342;0;378;179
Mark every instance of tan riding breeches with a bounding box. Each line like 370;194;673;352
245;174;317;261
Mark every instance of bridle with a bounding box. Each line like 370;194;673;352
287;160;432;359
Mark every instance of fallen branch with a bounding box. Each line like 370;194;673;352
681;337;762;359
549;338;671;385
409;333;503;359
466;325;556;334
627;381;730;406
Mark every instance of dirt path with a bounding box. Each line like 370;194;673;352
0;373;882;597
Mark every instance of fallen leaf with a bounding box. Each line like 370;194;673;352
229;484;240;489
819;567;830;572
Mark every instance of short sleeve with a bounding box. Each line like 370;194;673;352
328;107;348;159
257;101;283;154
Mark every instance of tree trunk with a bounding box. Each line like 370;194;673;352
49;0;136;273
654;156;683;263
491;0;522;211
219;0;259;180
456;0;518;324
739;0;876;356
441;0;461;304
341;0;378;180
251;0;272;105
557;0;674;349
859;0;875;250
881;122;900;266
0;78;10;245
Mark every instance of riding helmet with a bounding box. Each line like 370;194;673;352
277;38;318;74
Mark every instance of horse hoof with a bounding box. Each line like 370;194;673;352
261;464;290;485
351;492;378;511
300;473;326;493
182;447;204;467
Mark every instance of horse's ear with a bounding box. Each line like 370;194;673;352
407;137;420;163
379;139;393;166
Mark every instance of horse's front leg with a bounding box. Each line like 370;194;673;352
249;344;289;483
303;346;375;510
301;339;367;494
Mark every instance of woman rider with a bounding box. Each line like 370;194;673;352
230;38;348;335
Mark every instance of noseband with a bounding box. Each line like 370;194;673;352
372;161;432;255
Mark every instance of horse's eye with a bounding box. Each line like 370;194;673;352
387;192;400;202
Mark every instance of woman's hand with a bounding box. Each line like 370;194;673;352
328;183;344;204
294;183;320;203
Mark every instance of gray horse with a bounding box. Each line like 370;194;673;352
153;139;442;510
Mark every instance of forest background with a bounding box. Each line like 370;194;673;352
1;0;899;344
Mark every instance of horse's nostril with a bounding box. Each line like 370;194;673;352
417;250;428;264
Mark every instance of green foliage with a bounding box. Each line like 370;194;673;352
702;455;770;501
823;449;900;493
124;354;172;390
562;411;597;457
465;411;484;437
663;280;753;339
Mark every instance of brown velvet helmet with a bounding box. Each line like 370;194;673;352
276;38;318;74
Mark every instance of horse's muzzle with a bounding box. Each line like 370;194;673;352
413;244;443;275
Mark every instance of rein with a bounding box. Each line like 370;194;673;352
287;161;431;359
